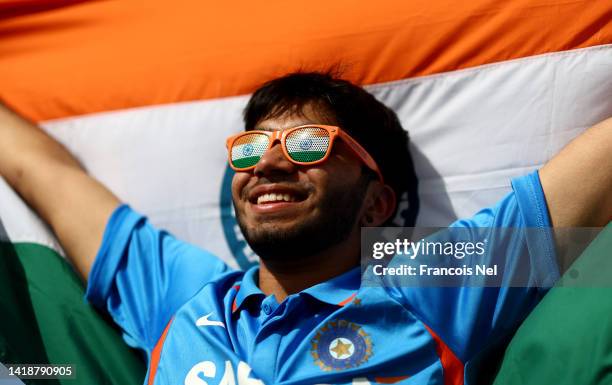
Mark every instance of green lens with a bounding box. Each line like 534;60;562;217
285;127;330;163
231;133;269;169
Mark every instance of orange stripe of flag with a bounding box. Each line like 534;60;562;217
0;0;610;121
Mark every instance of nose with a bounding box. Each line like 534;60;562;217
253;140;297;178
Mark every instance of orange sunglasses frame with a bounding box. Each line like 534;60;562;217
226;124;384;183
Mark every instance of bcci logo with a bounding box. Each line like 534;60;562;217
310;320;373;371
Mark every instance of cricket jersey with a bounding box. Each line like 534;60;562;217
85;170;559;385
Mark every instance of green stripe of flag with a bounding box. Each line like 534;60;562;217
0;241;145;385
493;223;612;385
288;150;327;162
232;156;261;169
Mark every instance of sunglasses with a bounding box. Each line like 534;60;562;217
226;124;384;183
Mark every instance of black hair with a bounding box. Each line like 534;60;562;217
243;71;418;226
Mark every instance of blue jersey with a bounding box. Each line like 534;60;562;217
86;171;559;385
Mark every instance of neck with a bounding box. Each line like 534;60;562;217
257;232;360;302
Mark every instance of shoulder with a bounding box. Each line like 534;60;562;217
451;171;550;229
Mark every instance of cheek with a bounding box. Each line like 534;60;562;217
231;173;250;201
317;158;362;188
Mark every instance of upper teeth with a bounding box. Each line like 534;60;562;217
257;193;296;204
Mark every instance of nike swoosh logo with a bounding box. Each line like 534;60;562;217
196;312;226;328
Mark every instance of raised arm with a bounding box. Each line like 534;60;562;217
539;117;612;271
0;104;120;281
539;117;612;228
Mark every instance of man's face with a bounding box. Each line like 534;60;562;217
231;106;371;261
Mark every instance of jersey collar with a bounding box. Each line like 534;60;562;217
232;267;265;313
300;266;360;306
232;266;360;313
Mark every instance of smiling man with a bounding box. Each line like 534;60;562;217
232;89;404;299
0;72;611;385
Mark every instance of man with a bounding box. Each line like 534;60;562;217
0;72;610;385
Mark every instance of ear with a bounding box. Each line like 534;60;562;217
360;183;397;227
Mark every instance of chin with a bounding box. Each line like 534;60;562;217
247;220;296;236
238;213;355;262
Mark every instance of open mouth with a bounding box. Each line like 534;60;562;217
248;186;309;207
256;193;297;204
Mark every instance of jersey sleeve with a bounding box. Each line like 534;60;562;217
386;170;560;363
85;204;231;353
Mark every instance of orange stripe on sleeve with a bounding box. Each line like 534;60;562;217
148;317;174;385
423;324;464;385
338;292;358;306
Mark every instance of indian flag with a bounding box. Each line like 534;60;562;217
231;134;270;169
0;0;610;384
285;129;330;163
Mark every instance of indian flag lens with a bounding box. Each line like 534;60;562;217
231;133;269;169
285;127;330;163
